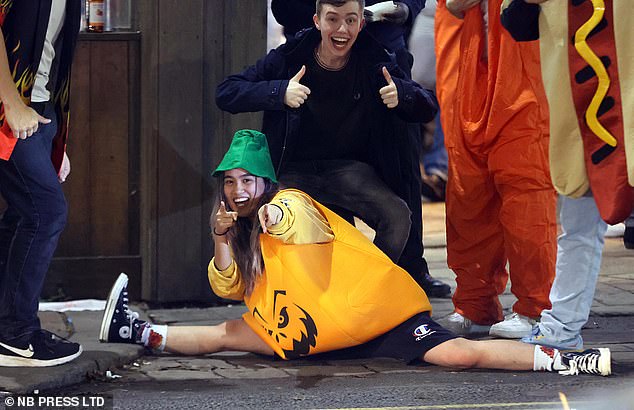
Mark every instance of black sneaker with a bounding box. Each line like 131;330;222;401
421;273;452;298
0;329;82;367
99;273;146;344
624;226;634;249
559;348;611;376
421;169;447;202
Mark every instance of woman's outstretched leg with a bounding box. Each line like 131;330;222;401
98;273;273;356
423;337;611;376
164;320;273;356
424;338;534;370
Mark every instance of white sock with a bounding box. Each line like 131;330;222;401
140;324;168;351
533;345;565;372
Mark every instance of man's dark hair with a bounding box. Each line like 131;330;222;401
316;0;365;16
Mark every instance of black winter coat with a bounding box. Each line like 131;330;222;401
215;28;437;196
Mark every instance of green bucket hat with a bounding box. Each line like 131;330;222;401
212;129;278;183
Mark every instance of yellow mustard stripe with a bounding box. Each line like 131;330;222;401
573;0;616;147
559;392;571;410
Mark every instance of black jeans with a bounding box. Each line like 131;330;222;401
0;103;67;338
280;160;411;262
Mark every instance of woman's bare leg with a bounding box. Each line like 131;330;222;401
423;338;535;370
163;319;274;356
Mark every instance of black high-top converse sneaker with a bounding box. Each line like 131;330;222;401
99;273;146;344
559;348;611;376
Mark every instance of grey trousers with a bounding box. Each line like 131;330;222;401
279;159;411;262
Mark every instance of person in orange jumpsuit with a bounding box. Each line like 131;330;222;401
435;0;557;338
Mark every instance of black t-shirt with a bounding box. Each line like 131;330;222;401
292;50;371;162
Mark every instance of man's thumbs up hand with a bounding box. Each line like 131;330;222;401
379;66;399;108
284;65;311;108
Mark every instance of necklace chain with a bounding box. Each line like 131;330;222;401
314;46;350;71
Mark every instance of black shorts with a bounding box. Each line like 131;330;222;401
310;312;458;363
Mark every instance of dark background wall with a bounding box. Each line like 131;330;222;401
9;0;268;303
137;0;266;302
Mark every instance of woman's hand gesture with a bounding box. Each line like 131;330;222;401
258;204;283;234
212;201;238;237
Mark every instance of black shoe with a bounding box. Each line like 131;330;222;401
421;273;451;298
624;226;634;249
421;169;447;202
0;329;82;367
99;273;146;344
559;348;611;376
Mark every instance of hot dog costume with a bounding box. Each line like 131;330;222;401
434;0;557;325
500;0;632;347
502;0;633;224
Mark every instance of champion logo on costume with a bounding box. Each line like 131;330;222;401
0;341;35;358
413;324;435;342
252;290;318;359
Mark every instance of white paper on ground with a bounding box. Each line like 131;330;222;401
39;299;106;312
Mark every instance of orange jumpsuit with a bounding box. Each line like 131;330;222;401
435;0;557;325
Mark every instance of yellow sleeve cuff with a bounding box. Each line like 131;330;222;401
207;258;245;301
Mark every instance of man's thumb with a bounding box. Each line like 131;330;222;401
382;66;394;85
291;65;306;82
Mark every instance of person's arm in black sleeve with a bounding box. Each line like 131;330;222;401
215;49;290;114
365;1;422;26
393;77;437;123
397;0;424;27
380;63;437;123
500;0;541;42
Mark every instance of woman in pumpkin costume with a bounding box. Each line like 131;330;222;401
98;130;610;376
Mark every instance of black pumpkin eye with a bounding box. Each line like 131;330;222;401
278;307;289;328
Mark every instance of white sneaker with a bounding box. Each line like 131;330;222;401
605;223;625;238
443;312;490;336
489;312;536;339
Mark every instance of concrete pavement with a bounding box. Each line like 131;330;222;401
1;202;633;394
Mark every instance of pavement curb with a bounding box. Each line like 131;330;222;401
0;311;146;394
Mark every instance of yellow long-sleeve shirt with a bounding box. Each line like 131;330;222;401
208;189;430;359
208;189;334;300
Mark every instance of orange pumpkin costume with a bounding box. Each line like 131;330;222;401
435;0;557;324
209;189;431;359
